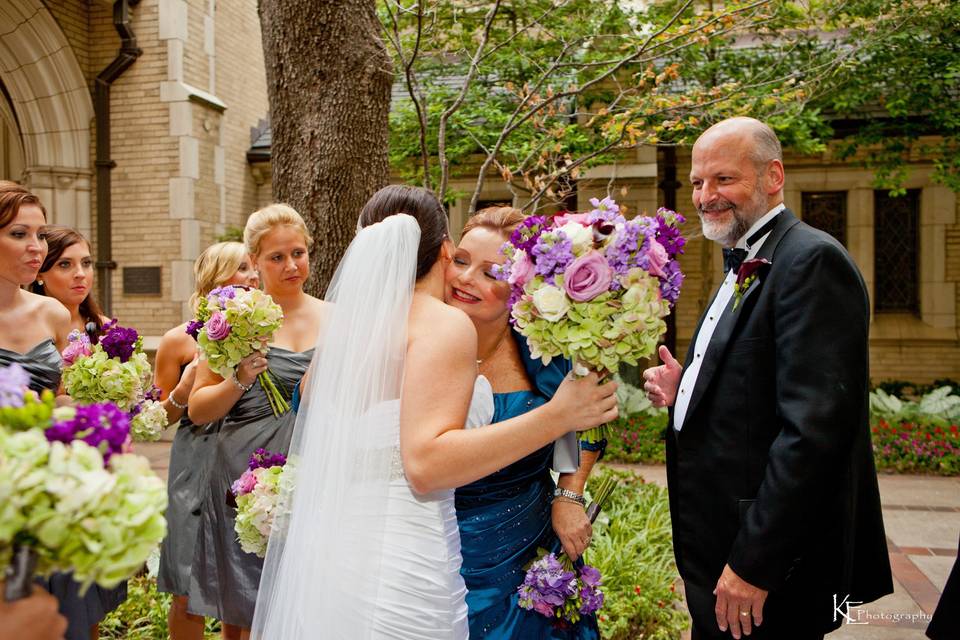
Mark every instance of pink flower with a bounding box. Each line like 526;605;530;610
205;311;231;341
563;251;613;302
61;338;92;366
646;239;669;278
508;249;536;287
553;211;591;226
231;469;258;496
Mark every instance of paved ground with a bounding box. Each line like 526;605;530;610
139;443;957;639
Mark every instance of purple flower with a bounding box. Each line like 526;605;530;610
205;312;231;341
99;320;139;362
517;552;578;619
659;260;684;307
579;564;605;614
185;319;204;340
507;249;536;288
45;402;131;464
604;220;647;276
61;330;92;366
563;251;614;302
656;208;687;257
207;286;237;308
231;469;258;496
645;239;669;278
0;363;31;408
510;216;548;254
248;447;286;470
531;233;574;280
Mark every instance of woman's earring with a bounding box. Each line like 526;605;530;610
36;279;44;286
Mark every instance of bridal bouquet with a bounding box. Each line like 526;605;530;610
497;197;685;375
60;322;167;441
517;475;616;624
187;286;289;416
230;448;289;557
0;364;167;598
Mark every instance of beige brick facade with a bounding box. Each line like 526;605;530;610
0;0;267;338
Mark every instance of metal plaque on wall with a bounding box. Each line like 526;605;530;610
122;266;162;295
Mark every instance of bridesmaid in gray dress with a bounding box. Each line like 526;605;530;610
188;204;327;637
0;181;95;640
153;242;259;640
29;225;131;638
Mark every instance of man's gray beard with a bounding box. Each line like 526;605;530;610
699;189;768;246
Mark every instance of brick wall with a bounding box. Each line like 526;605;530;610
214;0;268;229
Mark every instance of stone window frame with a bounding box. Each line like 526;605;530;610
785;166;956;337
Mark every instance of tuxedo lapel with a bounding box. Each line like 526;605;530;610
681;209;800;431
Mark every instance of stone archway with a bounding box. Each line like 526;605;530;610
0;0;93;234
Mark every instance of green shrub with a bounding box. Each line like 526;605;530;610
587;467;687;640
604;413;668;464
99;576;221;639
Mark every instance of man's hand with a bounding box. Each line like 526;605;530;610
642;345;682;408
0;585;67;640
713;564;768;638
551;500;592;560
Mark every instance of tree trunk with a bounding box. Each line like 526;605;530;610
259;0;392;296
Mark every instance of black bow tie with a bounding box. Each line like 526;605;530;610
723;248;748;274
722;212;782;273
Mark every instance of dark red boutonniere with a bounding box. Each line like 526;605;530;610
732;258;771;311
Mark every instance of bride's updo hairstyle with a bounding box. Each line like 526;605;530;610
358;185;448;280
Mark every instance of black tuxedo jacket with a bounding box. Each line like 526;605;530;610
666;208;893;633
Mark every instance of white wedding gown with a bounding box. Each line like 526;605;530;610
370;375;494;639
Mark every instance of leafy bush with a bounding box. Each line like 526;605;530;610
99;575;221;639
872;419;960;476
870;386;960;426
604;376;668;464
588;467;686;640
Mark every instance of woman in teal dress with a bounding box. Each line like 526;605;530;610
447;207;606;639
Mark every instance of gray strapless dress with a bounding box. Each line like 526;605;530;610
0;339;127;640
187;346;313;627
157;362;221;596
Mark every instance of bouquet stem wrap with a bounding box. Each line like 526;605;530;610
258;371;290;417
2;546;36;601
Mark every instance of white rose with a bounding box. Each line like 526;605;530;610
531;284;571;322
558;222;594;254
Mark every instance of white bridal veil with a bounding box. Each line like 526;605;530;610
251;214;421;638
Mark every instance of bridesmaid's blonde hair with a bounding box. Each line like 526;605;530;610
244;203;314;257
189;241;249;312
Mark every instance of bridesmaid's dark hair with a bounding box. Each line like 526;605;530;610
358;185;449;280
0;180;47;229
30;226;106;338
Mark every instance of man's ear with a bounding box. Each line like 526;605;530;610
765;159;785;195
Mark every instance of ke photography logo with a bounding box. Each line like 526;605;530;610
833;594;933;626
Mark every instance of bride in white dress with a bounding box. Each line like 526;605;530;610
251;186;617;639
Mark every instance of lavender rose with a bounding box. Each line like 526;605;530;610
508;249;536;288
645;238;669;278
562;251;614;302
205;311;231;341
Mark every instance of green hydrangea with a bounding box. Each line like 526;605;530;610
197;289;285;379
130;399;167;442
515;269;669;374
0;432;167;590
62;349;153;412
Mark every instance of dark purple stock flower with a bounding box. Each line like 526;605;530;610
248;447;287;470
45;402;131;464
185;319;204;340
99;320;139;362
510;216;548;254
655;209;687;257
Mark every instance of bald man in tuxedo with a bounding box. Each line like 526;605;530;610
644;117;892;639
